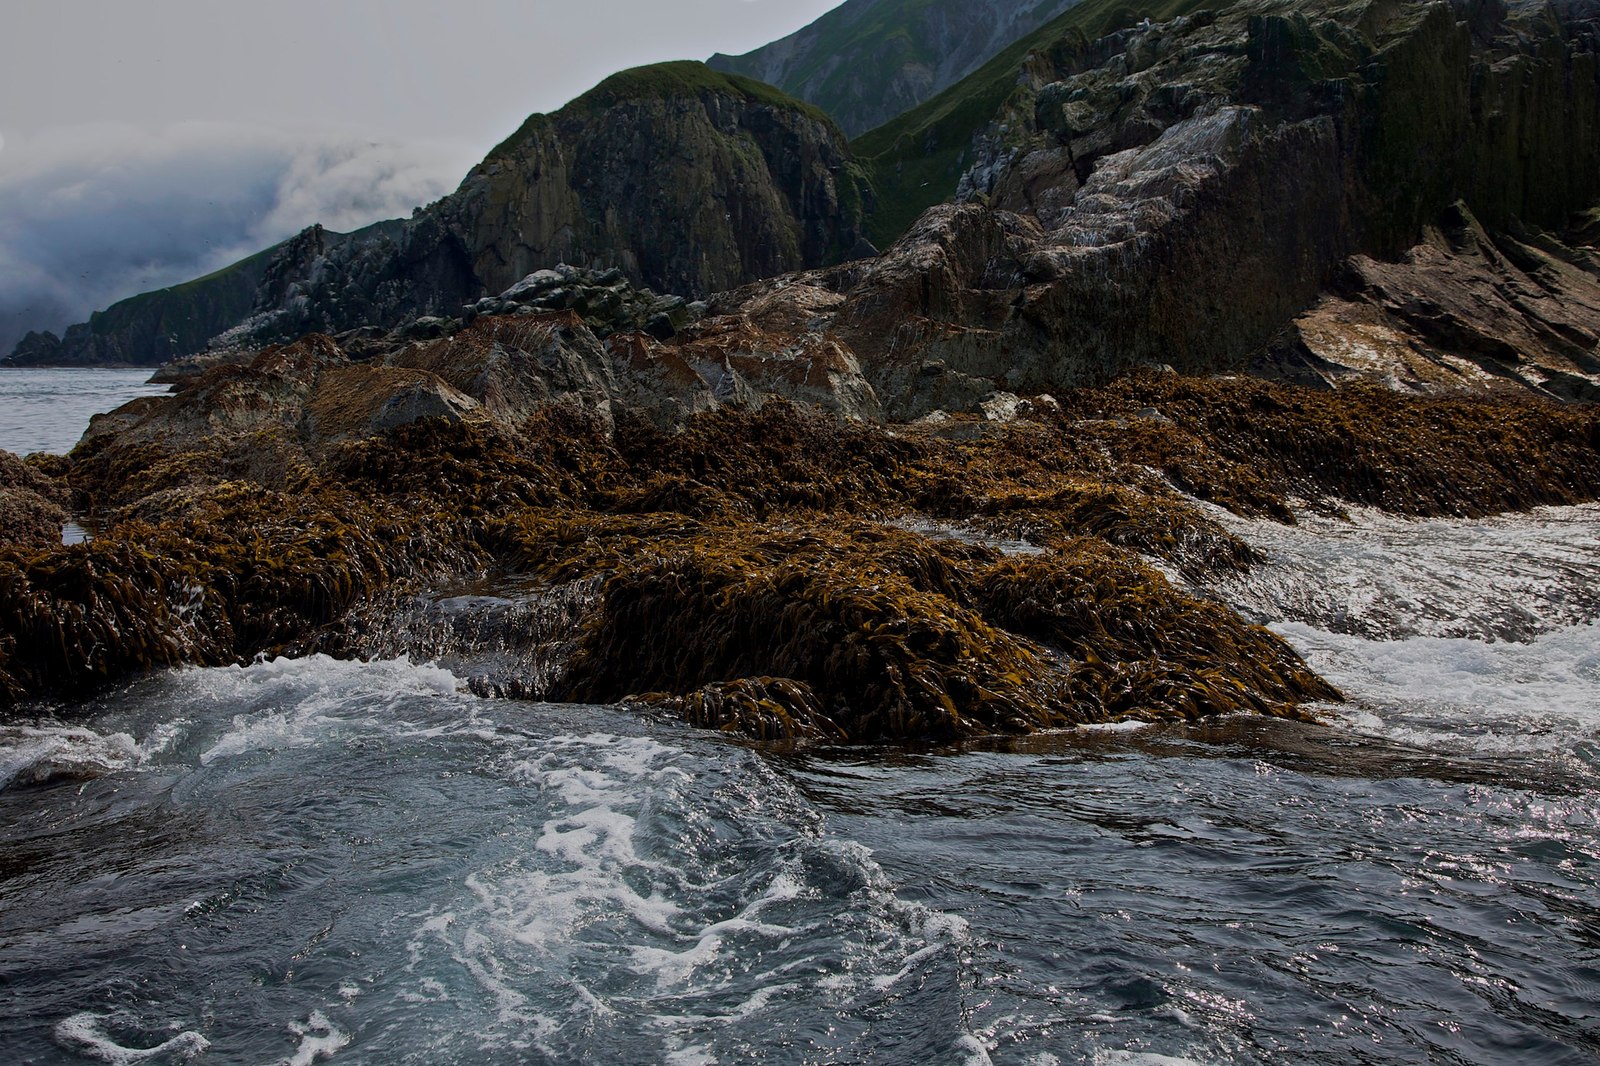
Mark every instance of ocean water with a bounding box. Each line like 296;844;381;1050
0;368;171;456
0;380;1597;1063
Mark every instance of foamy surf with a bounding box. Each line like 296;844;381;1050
179;654;468;764
405;730;982;1061
1204;503;1600;641
52;1012;209;1064
281;1010;350;1066
1280;620;1600;761
0;722;182;792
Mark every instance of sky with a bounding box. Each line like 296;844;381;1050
0;0;843;354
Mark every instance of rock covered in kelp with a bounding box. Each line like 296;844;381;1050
489;512;1337;741
7;357;1599;738
0;452;71;551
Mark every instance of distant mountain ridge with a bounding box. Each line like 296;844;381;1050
708;0;1082;137
4;221;407;369
13;0;1600;399
5;245;278;369
6;63;870;368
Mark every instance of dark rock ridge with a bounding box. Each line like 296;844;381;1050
3;242;283;368
709;0;1084;137
9;63;871;369
842;0;1600;410
453;64;871;301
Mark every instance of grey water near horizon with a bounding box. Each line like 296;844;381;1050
0;368;170;457
0;375;1597;1064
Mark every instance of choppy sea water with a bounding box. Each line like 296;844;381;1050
0;378;1596;1064
0;368;170;456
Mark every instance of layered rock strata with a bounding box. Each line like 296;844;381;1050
843;0;1600;410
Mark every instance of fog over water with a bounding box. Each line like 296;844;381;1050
0;0;842;354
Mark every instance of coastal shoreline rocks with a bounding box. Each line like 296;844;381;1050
6;0;1600;739
1;332;1595;740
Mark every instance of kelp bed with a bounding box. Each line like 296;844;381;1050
3;372;1597;741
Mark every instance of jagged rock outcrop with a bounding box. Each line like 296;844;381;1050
1260;201;1600;397
885;0;1600;404
12;63;872;369
740;0;1600;416
709;0;1083;137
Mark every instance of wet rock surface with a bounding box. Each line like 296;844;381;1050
2;351;1595;740
0;452;71;551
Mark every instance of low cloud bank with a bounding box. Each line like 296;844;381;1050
0;122;472;356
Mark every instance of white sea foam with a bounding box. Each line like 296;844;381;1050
52;1012;209;1064
954;1032;996;1065
1279;620;1600;757
405;730;976;1058
193;654;464;765
1206;503;1600;641
663;1045;719;1066
1197;503;1600;760
281;1010;350;1065
0;721;183;792
1080;720;1157;733
1091;1052;1211;1066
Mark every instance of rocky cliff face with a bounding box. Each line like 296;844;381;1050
15;0;1600;403
12;63;871;368
709;0;1083;137
829;0;1600;413
446;63;872;301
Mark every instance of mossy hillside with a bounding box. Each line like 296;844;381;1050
487;61;842;163
851;0;1217;246
466;60;872;302
710;0;1089;138
715;0;962;110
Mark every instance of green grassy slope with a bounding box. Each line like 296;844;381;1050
852;0;1219;246
78;243;280;355
486;61;842;163
716;0;986;115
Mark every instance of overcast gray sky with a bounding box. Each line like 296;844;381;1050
0;0;838;153
0;0;842;352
